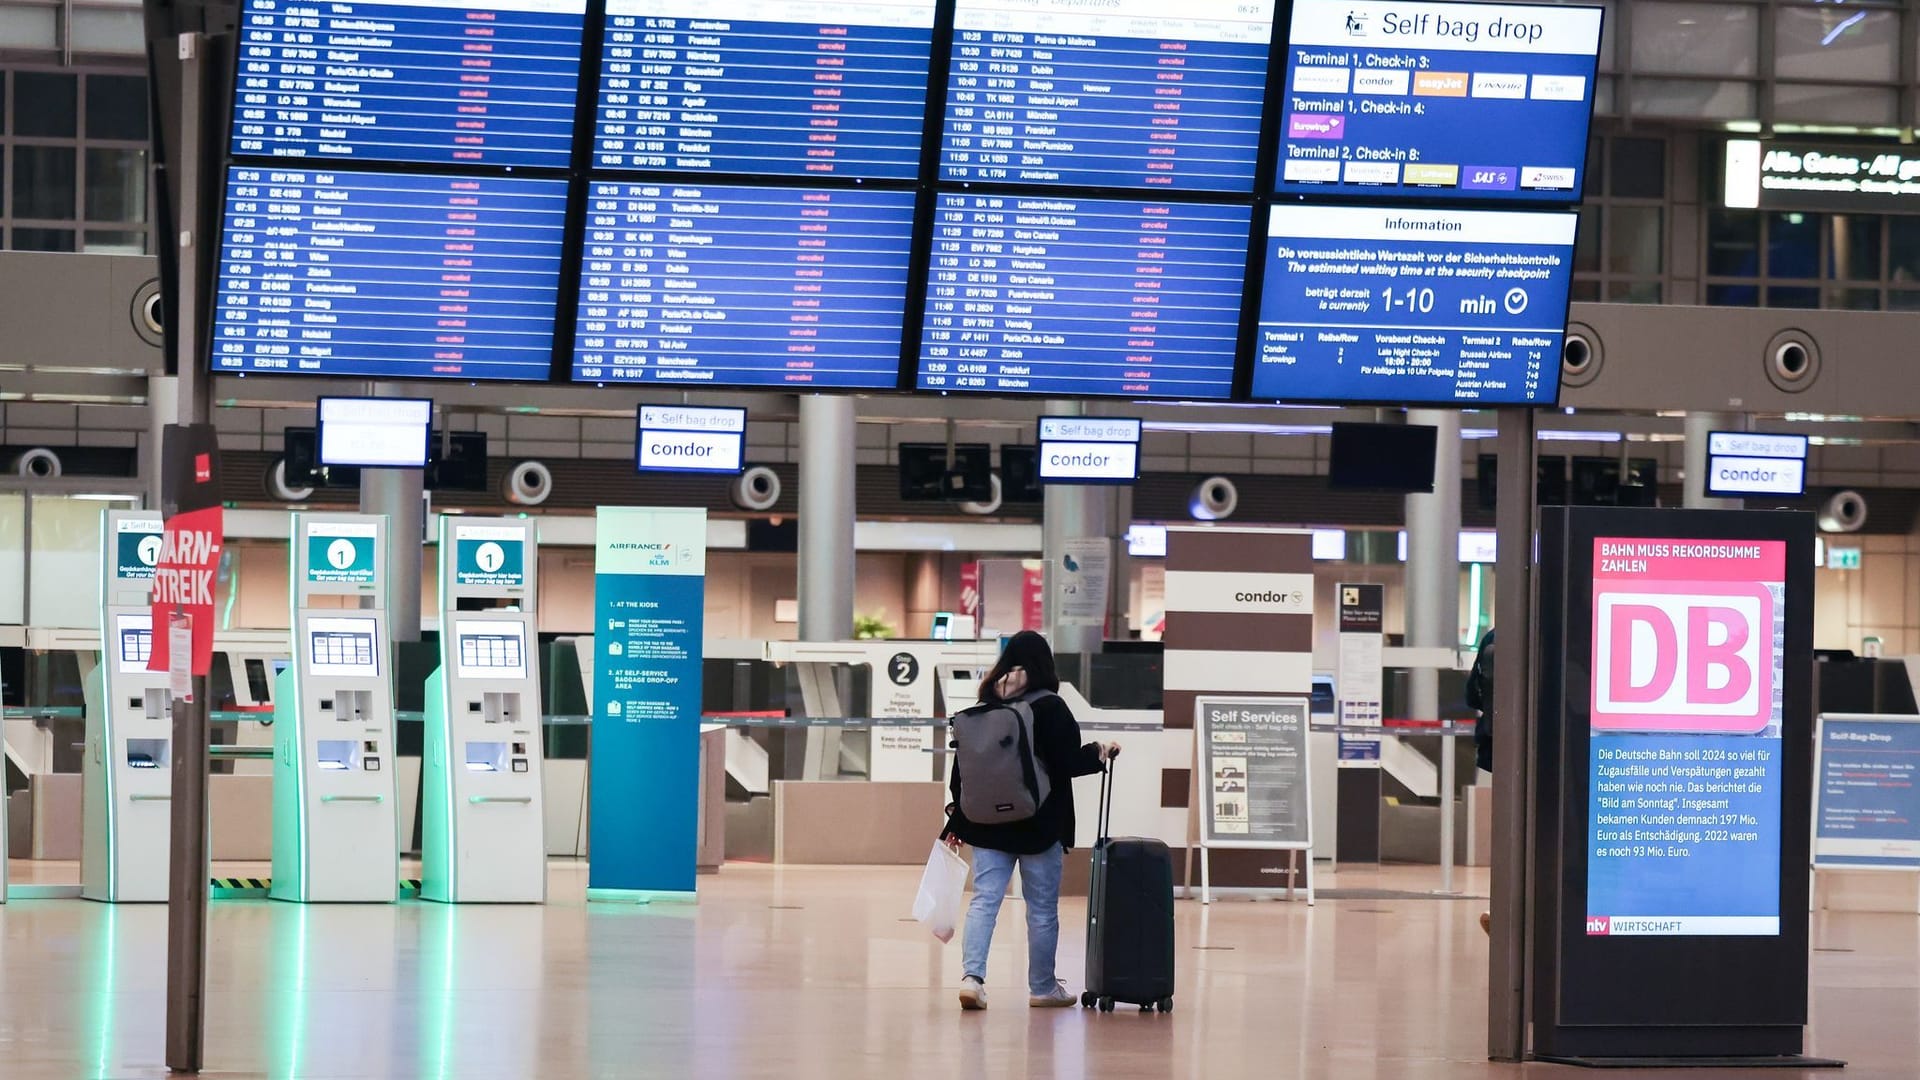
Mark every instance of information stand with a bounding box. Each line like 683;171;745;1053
81;510;168;902
1193;695;1314;905
423;518;547;903
1531;507;1832;1065
1812;713;1920;873
272;512;400;903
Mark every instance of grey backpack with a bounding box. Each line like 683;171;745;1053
954;691;1053;825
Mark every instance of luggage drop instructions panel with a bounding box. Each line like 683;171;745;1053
1275;0;1601;203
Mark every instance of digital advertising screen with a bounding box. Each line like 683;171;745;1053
1251;203;1575;405
212;168;568;381
940;0;1275;192
593;0;936;178
232;0;589;168
917;193;1249;398
571;183;914;388
636;404;747;473
1275;0;1601;203
1585;536;1787;938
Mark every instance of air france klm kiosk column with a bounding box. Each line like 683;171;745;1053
272;512;400;902
82;510;168;902
423;518;545;902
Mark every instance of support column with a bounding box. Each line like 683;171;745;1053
904;553;942;639
1041;400;1119;656
1683;411;1746;509
1406;409;1462;890
145;376;178;508
359;385;424;643
797;394;856;642
1487;406;1537;1061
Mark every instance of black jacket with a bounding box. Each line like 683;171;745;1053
1466;629;1495;772
942;692;1105;855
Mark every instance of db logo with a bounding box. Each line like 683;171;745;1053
1586;916;1611;936
1592;583;1775;734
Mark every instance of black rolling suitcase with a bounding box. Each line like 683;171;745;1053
1081;761;1176;1014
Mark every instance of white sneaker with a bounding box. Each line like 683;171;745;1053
959;976;988;1012
1029;980;1076;1008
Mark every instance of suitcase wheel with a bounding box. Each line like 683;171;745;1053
1097;996;1114;1013
1080;992;1095;1009
1157;997;1174;1014
1138;1004;1153;1013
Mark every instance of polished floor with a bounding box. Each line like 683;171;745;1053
0;860;1912;1079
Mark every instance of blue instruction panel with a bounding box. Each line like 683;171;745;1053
594;0;936;178
941;0;1275;193
572;183;914;387
1275;0;1600;203
917;193;1249;399
1252;203;1575;404
1815;715;1920;871
232;0;588;168
212;167;567;380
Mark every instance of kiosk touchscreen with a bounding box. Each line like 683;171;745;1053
272;513;401;903
423;518;546;902
82;510;169;901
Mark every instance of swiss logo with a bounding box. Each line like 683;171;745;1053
1591;582;1775;734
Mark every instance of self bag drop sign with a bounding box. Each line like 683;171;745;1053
1587;538;1786;938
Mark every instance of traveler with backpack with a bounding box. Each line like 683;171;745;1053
941;630;1118;1011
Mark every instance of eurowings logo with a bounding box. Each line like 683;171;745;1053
1591;582;1776;734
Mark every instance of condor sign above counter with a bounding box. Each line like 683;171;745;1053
1037;417;1141;484
1705;432;1808;500
635;406;746;475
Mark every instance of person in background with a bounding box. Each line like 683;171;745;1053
1464;626;1496;934
941;630;1118;1011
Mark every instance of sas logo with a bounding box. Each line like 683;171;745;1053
1586;916;1611;936
1591;583;1775;734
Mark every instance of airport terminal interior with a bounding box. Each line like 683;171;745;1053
12;0;1920;1076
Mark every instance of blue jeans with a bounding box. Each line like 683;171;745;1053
962;843;1064;995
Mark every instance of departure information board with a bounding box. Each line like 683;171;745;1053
232;0;588;168
941;0;1275;192
594;0;936;178
571;183;915;387
917;193;1249;398
212;167;568;381
1276;0;1601;203
1252;203;1575;404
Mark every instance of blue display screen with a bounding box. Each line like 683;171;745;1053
1274;0;1601;203
941;0;1275;193
1251;203;1574;404
594;0;936;178
918;193;1249;399
572;183;915;387
231;0;588;168
212;167;567;380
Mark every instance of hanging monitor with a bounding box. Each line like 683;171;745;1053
318;397;433;470
1705;432;1809;499
1037;417;1141;484
1251;203;1576;405
635;405;747;475
593;0;937;179
941;0;1277;192
212;168;568;382
1327;422;1438;492
899;443;994;501
230;0;589;168
1274;0;1602;204
918;193;1249;399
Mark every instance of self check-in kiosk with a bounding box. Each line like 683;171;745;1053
272;512;400;903
82;510;168;902
422;517;545;903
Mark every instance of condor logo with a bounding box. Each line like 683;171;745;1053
1591;583;1775;734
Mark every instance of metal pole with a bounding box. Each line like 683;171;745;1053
797;394;856;642
1487;406;1537;1062
164;30;211;1076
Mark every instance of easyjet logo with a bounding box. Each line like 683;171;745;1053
1591;582;1775;734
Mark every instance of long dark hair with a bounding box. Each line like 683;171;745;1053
978;630;1060;703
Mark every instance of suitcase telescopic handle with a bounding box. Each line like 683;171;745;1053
1098;757;1114;844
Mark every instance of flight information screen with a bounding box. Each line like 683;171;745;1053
212;167;568;381
232;0;589;168
1275;0;1601;202
917;193;1249;398
571;183;914;387
1251;203;1575;404
941;0;1275;192
594;0;936;178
